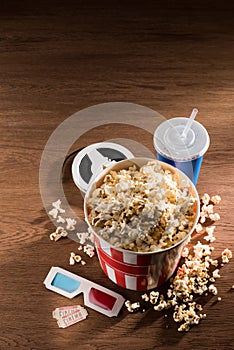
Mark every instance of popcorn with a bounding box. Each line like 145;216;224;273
154;300;167;311
200;217;206;224
206;204;214;214
125;224;227;332
74;255;82;263
208;284;218;295
83;244;95;258
198;194;221;225
125;300;140;313
77;230;94;245
69;252;82;265
52;199;65;213
212;269;220;279
211;195;221;205
195;223;203;233
221;248;232;263
178;322;190;332
50;226;68;241
204;226;216;243
49;208;58;219
201;193;210;205
66;218;77;231
87;161;197;252
125;300;133;312
141;293;149;302
181;247;189;258
210;259;218;267
149;291;159;304
206;226;216;235
57;216;65;224
49;232;57;240
209;213;220;221
69;256;75;265
131;302;141;310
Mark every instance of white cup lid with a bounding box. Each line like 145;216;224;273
72;142;134;193
153;117;210;161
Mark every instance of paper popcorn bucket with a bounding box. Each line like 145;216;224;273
84;158;200;291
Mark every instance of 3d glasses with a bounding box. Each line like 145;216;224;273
44;266;125;317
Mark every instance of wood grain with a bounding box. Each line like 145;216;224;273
0;1;234;349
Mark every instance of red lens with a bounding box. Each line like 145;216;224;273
89;288;117;311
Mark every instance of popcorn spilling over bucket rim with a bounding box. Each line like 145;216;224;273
84;158;200;291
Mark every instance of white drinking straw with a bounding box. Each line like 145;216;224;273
181;108;198;139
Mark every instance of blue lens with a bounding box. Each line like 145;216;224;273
51;272;81;293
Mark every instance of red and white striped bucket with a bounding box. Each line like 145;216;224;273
84;158;200;291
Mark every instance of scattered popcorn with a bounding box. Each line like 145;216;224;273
211;195;221;205
206;226;216;235
195;223;203;233
182;246;189;258
74;255;82;263
178;322;190;332
83;244;95;258
204;235;216;243
217;297;222;301
193;241;213;259
212;269;220;279
49;208;59;219
206;204;214;214
52;199;65;213
50;226;68;241
78;245;83;251
221;249;232;264
77;230;94;245
125;300;141;313
210;259;218;267
149;291;159;304
81;260;86;266
66;218;77;231
201;193;210;205
200;217;206;224
131;302;141;310
69;252;83;265
125;300;133;312
209;213;220;221
198;194;221;225
141;293;149;302
87;161;197;252
49;232;57;240
125;211;228;333
69;256;75;265
154;300;167;311
57;216;65;224
204;226;216;243
208;284;218;295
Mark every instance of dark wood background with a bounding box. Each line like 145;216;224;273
0;1;233;349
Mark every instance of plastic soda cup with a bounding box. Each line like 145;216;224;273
153;117;210;185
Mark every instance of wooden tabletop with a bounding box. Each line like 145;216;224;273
1;1;234;349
